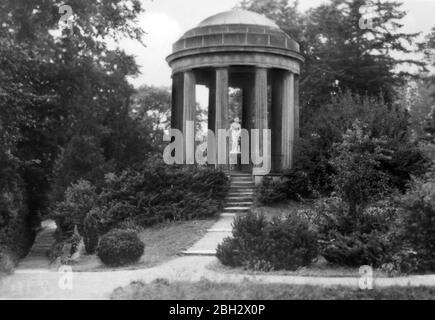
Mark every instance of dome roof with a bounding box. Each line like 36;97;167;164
167;9;304;74
197;9;279;29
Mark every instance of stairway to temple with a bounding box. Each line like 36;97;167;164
181;172;255;256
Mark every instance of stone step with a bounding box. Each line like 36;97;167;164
224;207;251;211
231;182;255;186
226;202;253;206
229;187;255;191
228;192;254;196
225;206;251;210
227;195;254;199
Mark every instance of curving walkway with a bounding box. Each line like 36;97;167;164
3;254;435;300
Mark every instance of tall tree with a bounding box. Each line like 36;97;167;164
0;0;145;239
240;0;425;109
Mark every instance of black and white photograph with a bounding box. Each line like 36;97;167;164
1;0;435;305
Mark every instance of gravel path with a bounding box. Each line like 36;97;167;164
3;218;435;300
3;254;435;299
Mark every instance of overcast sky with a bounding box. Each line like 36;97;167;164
119;0;435;104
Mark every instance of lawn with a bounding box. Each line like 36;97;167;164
65;219;217;272
111;278;435;300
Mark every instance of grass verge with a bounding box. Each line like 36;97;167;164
67;219;216;271
111;278;435;300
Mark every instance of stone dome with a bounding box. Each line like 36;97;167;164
167;9;303;74
197;9;279;29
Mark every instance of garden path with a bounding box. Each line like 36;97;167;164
3;184;435;299
182;173;254;256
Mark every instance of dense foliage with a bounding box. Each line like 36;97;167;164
0;0;149;269
257;93;428;204
330;121;393;215
217;213;318;271
397;173;435;272
51;162;229;250
98;163;229;228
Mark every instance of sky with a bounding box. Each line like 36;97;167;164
118;0;435;105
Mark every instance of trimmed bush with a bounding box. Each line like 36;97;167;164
97;229;144;266
217;213;318;271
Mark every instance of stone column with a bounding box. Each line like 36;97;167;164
271;71;283;173
281;71;295;170
215;68;229;168
252;67;269;178
241;82;254;173
207;76;216;165
183;70;196;164
215;68;229;133
171;73;184;131
208;79;216;136
254;68;268;136
294;74;300;146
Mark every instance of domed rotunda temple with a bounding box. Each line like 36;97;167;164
166;9;304;178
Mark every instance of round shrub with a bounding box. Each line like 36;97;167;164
97;229;144;266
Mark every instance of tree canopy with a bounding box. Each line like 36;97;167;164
240;0;425;108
